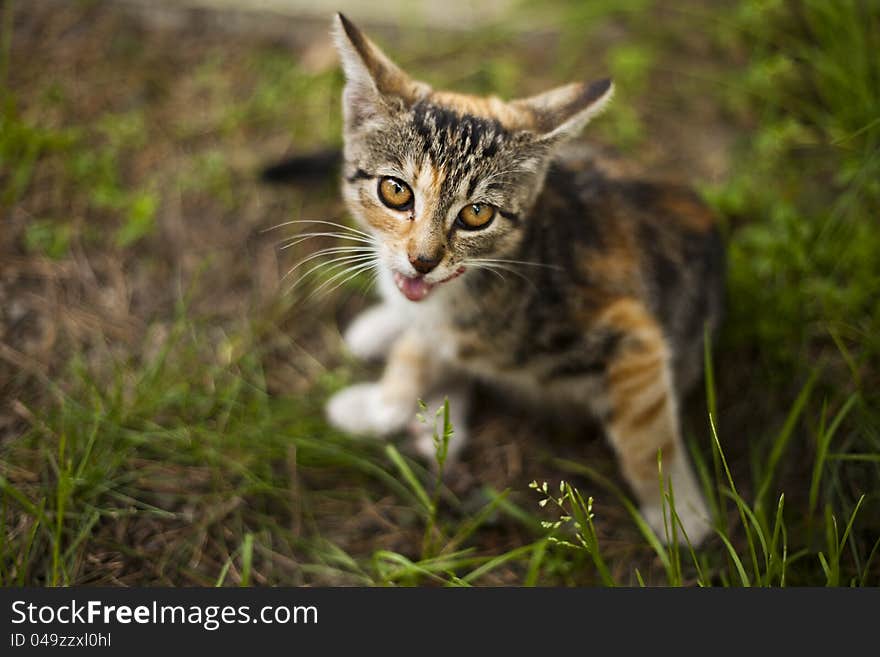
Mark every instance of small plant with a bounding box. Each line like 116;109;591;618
531;480;615;586
387;398;452;559
417;398;453;473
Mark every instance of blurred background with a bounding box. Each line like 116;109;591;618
1;0;878;586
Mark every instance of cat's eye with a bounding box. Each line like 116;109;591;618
457;203;496;230
378;177;414;211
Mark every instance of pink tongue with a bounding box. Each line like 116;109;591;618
396;274;433;301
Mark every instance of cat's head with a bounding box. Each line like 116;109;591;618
333;14;613;301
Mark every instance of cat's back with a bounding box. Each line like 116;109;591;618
533;147;725;391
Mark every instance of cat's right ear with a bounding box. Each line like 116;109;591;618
333;14;429;129
512;77;614;144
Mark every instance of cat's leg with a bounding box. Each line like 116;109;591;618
598;299;710;545
326;330;434;437
408;384;472;464
343;303;408;361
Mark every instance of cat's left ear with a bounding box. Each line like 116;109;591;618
512;78;614;143
333;14;429;128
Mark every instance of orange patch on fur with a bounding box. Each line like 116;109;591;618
428;91;534;130
608;364;664;398
624;438;678;485
626;392;669;431
428;163;444;197
382;333;431;405
598;298;666;354
598;295;681;487
361;204;408;235
658;189;717;233
578;245;640;292
608;354;664;384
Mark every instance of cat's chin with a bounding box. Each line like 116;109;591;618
393;267;465;302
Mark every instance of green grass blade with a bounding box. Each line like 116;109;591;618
0;476;45;520
443;489;510;554
553;458;672;578
385;444;432;515
861;534;880;586
768;493;786;586
709;414;761;581
755;370;819;509
838;495;865;556
703;325;728;534
240;533;254;586
634;568;646;587
460;544;535;585
827;453;880;462
524;539;548;587
818;552;832;583
569;487;616;587
483;486;543;533
720;488;770;583
716;531;751;587
809;394;857;516
215;555;234;587
665;493;709;586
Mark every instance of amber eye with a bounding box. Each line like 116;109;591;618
378;177;414;211
457;203;496;230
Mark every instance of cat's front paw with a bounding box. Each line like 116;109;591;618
326;383;412;437
641;499;710;547
640;481;711;546
343;304;405;361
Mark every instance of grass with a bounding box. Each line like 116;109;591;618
0;0;878;587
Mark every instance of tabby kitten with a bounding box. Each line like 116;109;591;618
323;14;724;544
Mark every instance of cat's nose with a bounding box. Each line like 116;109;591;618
409;253;442;275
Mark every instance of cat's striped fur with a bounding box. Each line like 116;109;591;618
324;14;724;543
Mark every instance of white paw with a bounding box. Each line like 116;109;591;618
343;304;406;361
326;383;412;437
641;458;711;546
641;497;710;546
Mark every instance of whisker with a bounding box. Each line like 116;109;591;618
285;253;377;288
467;261;537;290
467;263;507;282
279;231;377;249
286;257;368;299
480;263;532;280
365;268;382;292
316;262;381;300
263;218;373;239
305;259;379;300
281;246;377;281
468;257;560;270
355;268;376;291
286;256;377;291
291;245;377;258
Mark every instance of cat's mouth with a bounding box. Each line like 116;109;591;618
393;267;466;302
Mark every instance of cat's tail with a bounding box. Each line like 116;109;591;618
259;147;342;184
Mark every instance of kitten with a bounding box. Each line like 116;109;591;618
322;14;724;544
